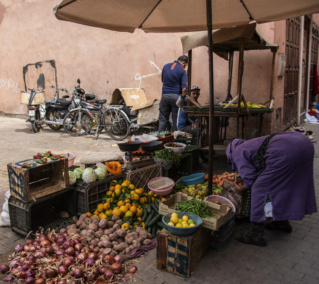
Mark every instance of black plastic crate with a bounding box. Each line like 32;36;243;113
9;188;76;236
75;173;125;215
211;213;235;250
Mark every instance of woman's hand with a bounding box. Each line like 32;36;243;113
233;181;248;192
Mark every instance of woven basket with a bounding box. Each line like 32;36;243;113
148;177;175;196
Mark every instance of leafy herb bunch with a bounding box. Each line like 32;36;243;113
153;148;181;167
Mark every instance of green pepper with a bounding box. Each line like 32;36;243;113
36;159;44;164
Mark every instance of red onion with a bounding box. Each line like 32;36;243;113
48;235;57;243
35;278;45;284
56;250;65;256
20;251;28;257
0;264;9;273
110;263;122;274
45;268;57;278
26;239;34;245
99;266;108;275
76;252;88;262
35;251;46;258
15;244;24;253
64;257;75;267
93;247;100;253
45;246;54;254
104;255;114;264
114;255;123;263
129;265;138;274
65;247;75;256
24;245;31;252
25;277;35;284
22;264;30;271
58;265;68;276
57;236;65;245
73;267;83;278
38;234;48;242
10;260;19;268
85;258;95;267
97;253;105;260
74;243;82;251
26;254;36;261
27;270;36;278
74;251;80;257
88;252;97;260
95;279;107;284
4;274;14;282
104;269;114;279
18;271;27;279
57;280;67;284
40;240;51;247
73;239;81;244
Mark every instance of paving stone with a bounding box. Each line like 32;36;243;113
301;274;319;284
1;231;22;241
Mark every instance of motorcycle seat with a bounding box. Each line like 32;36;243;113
62;95;70;99
56;99;72;107
85;94;95;101
95;99;107;105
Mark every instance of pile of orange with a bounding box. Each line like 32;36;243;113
90;179;165;225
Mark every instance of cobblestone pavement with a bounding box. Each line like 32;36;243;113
0;116;318;283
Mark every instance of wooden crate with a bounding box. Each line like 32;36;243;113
156;227;211;278
7;159;69;203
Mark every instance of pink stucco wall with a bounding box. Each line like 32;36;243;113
0;1;318;139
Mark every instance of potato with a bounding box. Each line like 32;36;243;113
115;219;123;226
111;215;120;222
107;221;115;228
113;224;120;230
115;229;127;238
79;214;87;221
95;231;103;238
101;235;110;242
143;239;152;245
98;219;108;229
103;248;112;255
88;223;98;232
76;220;83;227
109;233;118;241
114;244;124;252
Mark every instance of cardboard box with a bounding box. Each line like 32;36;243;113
159;192;232;231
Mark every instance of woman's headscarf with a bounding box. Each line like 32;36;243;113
226;138;246;172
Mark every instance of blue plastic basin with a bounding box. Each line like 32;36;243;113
182;172;205;186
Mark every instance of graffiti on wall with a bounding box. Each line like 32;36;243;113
23;60;58;100
135;61;161;88
0;78;20;93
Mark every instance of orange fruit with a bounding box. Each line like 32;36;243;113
121;181;130;187
128;184;135;190
93;210;99;216
112;207;122;217
114;187;122;196
124;211;134;218
125;203;131;209
109;186;115;192
130;205;137;214
137;217;142;222
139;197;147;204
135;188;143;194
121;223;130;230
161;197;167;201
106;191;113;197
123;180;131;185
105;209;113;216
151;197;155;202
117;200;124;207
97;203;104;213
86;212;92;217
103;203;110;210
115;184;122;190
132;194;139;201
136;207;143;217
120;205;128;213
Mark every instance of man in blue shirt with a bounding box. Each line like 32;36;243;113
159;55;188;131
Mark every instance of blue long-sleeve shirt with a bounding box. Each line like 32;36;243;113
176;97;198;130
161;61;187;94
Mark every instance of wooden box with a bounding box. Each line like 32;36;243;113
20;91;45;105
7;159;69;203
156;227;211;278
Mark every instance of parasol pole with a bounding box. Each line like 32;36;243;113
206;0;214;195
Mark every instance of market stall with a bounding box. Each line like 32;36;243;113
181;23;278;146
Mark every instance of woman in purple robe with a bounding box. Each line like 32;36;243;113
226;131;317;247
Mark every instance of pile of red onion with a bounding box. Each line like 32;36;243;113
1;229;138;283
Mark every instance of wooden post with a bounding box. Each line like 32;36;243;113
237;39;244;138
187;50;192;101
269;49;277;108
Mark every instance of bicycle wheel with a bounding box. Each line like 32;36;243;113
103;109;130;140
83;110;103;134
63;109;92;136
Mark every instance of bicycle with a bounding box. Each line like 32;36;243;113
62;100;130;140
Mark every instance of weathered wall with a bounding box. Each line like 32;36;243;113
0;1;318;140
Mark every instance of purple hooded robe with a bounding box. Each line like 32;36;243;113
226;131;317;222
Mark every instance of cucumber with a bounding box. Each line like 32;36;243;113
147;227;152;233
148;214;162;227
142;207;148;222
156;221;165;228
147;203;152;214
145;211;154;228
151;203;159;214
151;225;157;238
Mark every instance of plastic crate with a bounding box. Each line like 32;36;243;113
126;163;162;191
9;188;76;236
75;173;125;215
210;213;235;251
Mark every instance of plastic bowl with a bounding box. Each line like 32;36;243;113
162;211;202;236
182;172;205;186
205;195;236;214
58;153;76;168
164;142;186;154
148;177;175;196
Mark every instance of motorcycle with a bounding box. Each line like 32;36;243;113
26;79;101;133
